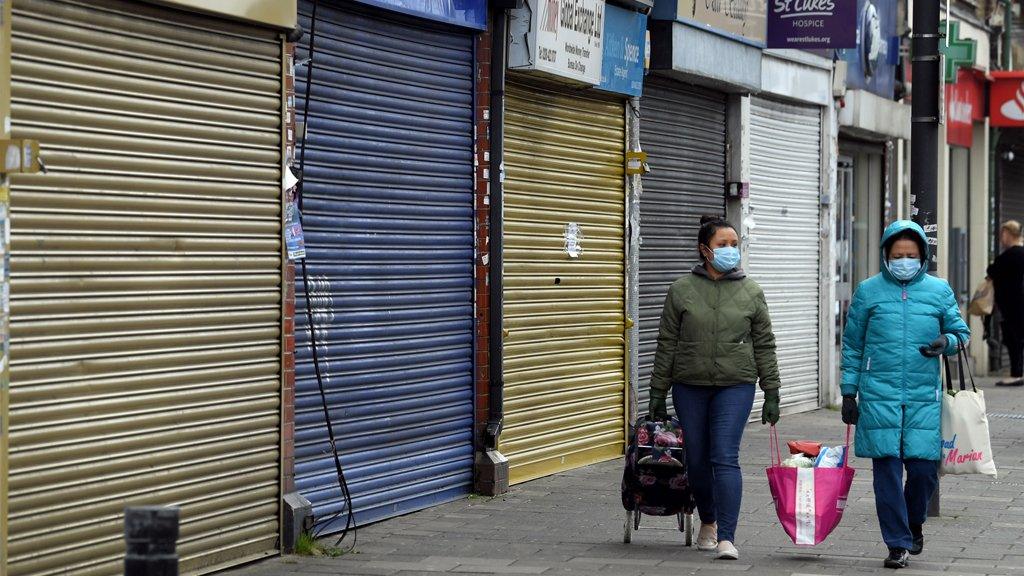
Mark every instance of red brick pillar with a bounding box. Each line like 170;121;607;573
474;28;492;452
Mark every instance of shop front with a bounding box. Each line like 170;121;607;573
3;0;294;574
293;0;484;530
499;0;645;483
640;0;761;414
746;50;833;415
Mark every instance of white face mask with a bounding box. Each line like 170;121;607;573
888;257;922;281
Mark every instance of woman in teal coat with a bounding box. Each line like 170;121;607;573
840;220;969;570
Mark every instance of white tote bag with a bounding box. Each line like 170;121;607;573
940;336;997;477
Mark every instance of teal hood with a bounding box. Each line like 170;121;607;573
880;220;929;283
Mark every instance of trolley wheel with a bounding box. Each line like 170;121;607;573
684;513;694;547
623;511;632;544
633;509;641;531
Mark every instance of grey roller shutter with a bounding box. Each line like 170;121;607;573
637;79;727;414
293;1;475;531
748;97;823;414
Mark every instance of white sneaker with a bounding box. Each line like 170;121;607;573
696;523;718;551
716;540;739;560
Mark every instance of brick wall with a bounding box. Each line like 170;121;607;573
283;42;297;495
474;26;492;448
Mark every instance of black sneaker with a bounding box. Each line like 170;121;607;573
885;548;910;569
910;524;924;556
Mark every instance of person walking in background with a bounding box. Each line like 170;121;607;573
840;221;970;569
987;220;1024;387
648;215;782;561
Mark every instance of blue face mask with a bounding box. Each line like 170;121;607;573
889;257;922;281
709;246;741;272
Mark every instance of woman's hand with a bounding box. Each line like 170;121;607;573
919;336;948;357
648;390;668;421
841;395;859;425
761;389;780;425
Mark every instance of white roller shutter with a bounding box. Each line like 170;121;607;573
747;98;823;414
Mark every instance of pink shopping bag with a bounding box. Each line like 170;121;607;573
766;425;856;546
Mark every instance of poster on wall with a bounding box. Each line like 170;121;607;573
767;0;856;49
836;0;898;98
508;0;606;85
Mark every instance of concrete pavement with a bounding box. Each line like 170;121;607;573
229;378;1024;576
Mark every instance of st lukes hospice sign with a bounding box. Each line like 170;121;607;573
767;0;856;49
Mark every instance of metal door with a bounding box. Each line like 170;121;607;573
748;98;823;414
293;1;475;531
637;79;727;415
6;0;284;573
500;78;627;484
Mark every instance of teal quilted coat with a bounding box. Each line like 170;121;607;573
841;221;970;461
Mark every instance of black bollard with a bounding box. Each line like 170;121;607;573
125;506;180;576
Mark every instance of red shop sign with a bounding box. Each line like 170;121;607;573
991;71;1024;127
946;68;985;148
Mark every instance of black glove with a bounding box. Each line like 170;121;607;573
761;389;780;425
648;390;668;421
919;336;948;358
841;395;859;425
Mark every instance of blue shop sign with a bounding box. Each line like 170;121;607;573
354;0;487;30
837;0;898;98
599;4;646;96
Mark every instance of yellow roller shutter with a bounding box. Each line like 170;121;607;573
5;0;283;574
500;78;627;484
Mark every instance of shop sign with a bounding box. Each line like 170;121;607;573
598;4;646;96
837;0;897;98
767;0;856;49
945;69;984;148
653;0;766;45
990;71;1024;128
939;21;977;84
509;0;606;85
354;0;487;30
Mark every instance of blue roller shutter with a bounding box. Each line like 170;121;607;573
294;1;475;531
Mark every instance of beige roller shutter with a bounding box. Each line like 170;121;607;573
5;0;283;574
500;78;627;484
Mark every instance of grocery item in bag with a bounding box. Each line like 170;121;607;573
782;454;815;468
767;425;855;546
814;446;847;469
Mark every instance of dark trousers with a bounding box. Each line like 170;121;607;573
672;383;755;543
872;457;939;550
1002;320;1024;378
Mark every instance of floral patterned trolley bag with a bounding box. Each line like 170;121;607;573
620;417;696;544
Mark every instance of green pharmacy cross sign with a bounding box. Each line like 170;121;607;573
940;20;977;84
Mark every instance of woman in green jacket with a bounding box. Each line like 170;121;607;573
648;216;782;560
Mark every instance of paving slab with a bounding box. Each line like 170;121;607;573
226;378;1024;576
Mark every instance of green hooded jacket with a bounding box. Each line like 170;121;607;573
650;265;782;395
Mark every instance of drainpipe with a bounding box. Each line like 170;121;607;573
476;8;510;496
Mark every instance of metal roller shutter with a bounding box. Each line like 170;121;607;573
637;79;727;415
6;0;284;574
500;78;626;484
1000;156;1024;227
747;98;822;414
293;1;474;531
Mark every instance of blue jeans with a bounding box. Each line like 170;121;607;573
872;457;939;550
672;383;755;543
